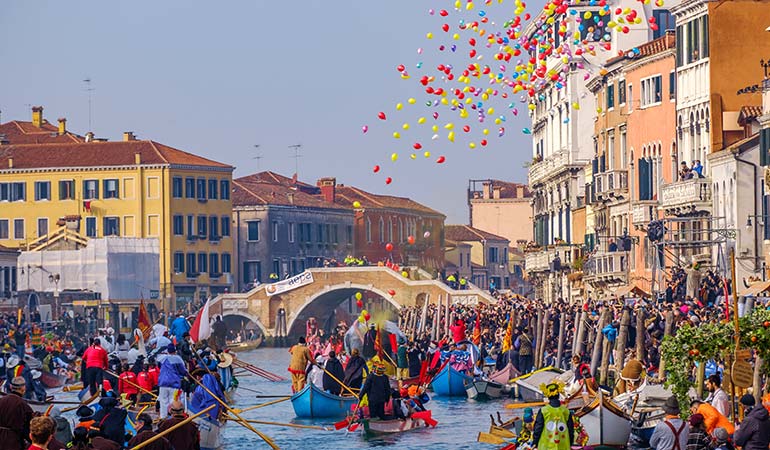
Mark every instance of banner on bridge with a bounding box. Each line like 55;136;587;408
265;271;314;297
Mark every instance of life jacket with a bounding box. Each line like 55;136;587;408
537;405;572;450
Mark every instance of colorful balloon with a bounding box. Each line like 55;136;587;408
356;299;364;309
407;235;416;245
423;231;431;238
437;156;446;163
362;125;368;133
373;165;380;173
353;201;361;208
378;112;386;120
355;292;362;300
385;242;394;252
387;289;396;296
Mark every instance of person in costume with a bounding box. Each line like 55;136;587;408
532;381;574;450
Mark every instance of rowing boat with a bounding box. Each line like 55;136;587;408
362;416;426;435
574;390;632;447
465;378;504;400
487;361;520;395
194;415;226;450
514;367;573;402
430;365;472;397
227;335;264;352
291;383;357;418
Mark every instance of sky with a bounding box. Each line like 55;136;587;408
0;0;540;224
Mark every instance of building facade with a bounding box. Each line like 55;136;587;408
467;179;533;244
445;225;511;289
0;245;18;309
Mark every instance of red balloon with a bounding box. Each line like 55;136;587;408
385;177;392;185
388;289;396;296
463;125;470;133
378;112;387;120
442;23;449;32
364;313;371;321
436;156;446;164
481;139;488;146
356;300;363;308
407;235;415;245
439;9;448;16
385;242;394;252
413;142;422;150
397;64;405;72
373;165;380;173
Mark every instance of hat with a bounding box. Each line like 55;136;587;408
99;397;118;409
740;394;756;407
31;369;42;380
7;354;20;368
523;407;534;423
166;343;176;353
620;359;644;381
713;428;729;444
540;380;565;399
663;396;681;415
372;362;386;375
689;413;704;427
106;327;115;335
10;376;26;389
75;405;94;419
218;353;234;368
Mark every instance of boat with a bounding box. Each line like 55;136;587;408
430;365;472;397
291;382;357;418
488;361;520;395
514;367;573;402
574;390;633;447
361;410;436;435
227;335;264;352
194;415;225;450
465;378;504;400
40;371;72;389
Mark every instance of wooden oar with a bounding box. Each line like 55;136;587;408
105;370;158;399
129;404;215;450
232;396;291;414
61;391;99;413
504;400;546;409
313;363;359;397
231;360;285;382
229;416;332;431
62;383;84;392
477;431;507;445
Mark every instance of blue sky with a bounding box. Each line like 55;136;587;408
0;0;538;223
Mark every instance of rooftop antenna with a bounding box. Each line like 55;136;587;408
83;78;95;131
288;144;303;177
252;144;263;171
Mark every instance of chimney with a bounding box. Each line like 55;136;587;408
482;181;491;199
493;186;502;199
85;132;94;142
8;158;13;169
123;131;136;141
31;106;43;128
516;185;525;198
134;152;141;165
317;177;337;203
57;118;67;135
287;192;295;204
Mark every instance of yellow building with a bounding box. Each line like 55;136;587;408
0;107;234;312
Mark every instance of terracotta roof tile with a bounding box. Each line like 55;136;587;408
471;179;531;199
236;171;316;191
445;224;508;242
0;120;84;144
738;105;763;125
232;180;349;210
0;140;231;170
333;185;444;217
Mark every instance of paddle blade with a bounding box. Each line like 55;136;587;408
347;422;360;432
500;444;517;450
477;432;506;445
334;418;351;430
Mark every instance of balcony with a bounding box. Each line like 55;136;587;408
529;150;570;186
525;246;574;274
583;251;629;284
660;178;712;216
632;201;657;228
595;169;629;203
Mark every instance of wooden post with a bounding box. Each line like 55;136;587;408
419;294;429;335
658;310;674;381
635;307;646;364
591;307;610;376
556;311;566;370
571;310;581;354
614;307;631;374
600;329;613;386
753;355;764;405
534;309;543;368
695;360;706;399
434;295;442;341
540;309;550;368
576;310;588;357
730;249;741;421
445;295;451;338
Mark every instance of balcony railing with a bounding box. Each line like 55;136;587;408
660;178;712;216
583;251;629;284
595;169;629;202
529;150;570;186
631;201;657;227
525;246;574;274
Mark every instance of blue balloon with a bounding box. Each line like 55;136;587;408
522;128;531;134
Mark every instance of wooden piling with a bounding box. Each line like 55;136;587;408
614;308;632;384
658;310;674;381
576;310;588;357
635;306;646;364
591;307;610;376
556;311;566;370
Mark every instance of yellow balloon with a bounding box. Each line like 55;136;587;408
391;153;399;161
424;151;431;158
448;131;455;142
432;125;439;132
355;292;362;300
469;142;476;149
572;102;580;110
410;154;417;159
494;118;502;125
393;132;401;139
396;103;403;111
402;123;410;130
444;123;454;130
453;33;460;40
408;98;416;104
460;109;469;118
483;128;489;135
362;309;368;316
528;103;536;110
426;32;433;39
353;201;361;208
417;117;426;124
401;271;409;278
487;107;495;115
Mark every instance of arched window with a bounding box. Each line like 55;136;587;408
378;217;385;243
366;218;372;243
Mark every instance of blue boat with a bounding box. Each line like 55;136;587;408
430;365;472;397
291;383;357;418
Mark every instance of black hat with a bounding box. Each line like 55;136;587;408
76;405;94;418
740;394;756;407
663;396;680;415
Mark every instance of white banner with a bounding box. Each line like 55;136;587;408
265;271;314;297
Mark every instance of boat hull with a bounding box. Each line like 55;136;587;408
430;365;471;397
291;383;357;418
194;416;224;450
515;368;570;402
362;417;426;435
40;371;71;389
576;395;632;447
465;379;504;400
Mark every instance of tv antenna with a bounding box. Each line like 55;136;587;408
288;144;303;176
83;78;95;131
252;144;263;171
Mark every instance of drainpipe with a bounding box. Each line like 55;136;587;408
735;152;758;275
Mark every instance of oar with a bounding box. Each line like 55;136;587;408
129;404;215;450
313;363;359;398
504;400;546;409
477;431;507;445
105;370;158;399
253;395;292;399
61;390;99;413
229;416;332;431
232;360;285;382
62;383;84;392
187;371;279;449
232;396;291;414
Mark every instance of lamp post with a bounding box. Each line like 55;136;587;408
745;214;769;280
48;273;60;319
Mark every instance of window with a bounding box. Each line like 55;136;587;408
326;224;331;243
273;221;280;242
173;252;184;273
0;220;8;239
220;180;230;200
196;178;206;200
606;84;615;109
172;177;183;198
13;219;24;239
209;216;219;240
488;247;499;264
198;253;208;274
103;217;120;236
317;224;324;243
628;84;633;112
102;179;119;199
387;219;393;243
208;179;218;200
676;25;683;67
85;217;97;237
669;71;676;100
221;253;232;274
221;216;231;237
620;129;627;167
173;215;184;235
618;80;626;105
378;218;385;243
187;215;194;238
653;9;675;39
34;181;50;201
11;182;26;202
641;75;663;107
288;223;295;243
702;16;709;57
272;259;280;278
83;180;98;200
366;218;372;243
59;180;74;200
0;183;8;201
347;225;353;245
247;221;260;241
332;224;339;244
185;178;195;198
197;215;207;237
186;253;197;275
243;261;261;284
209;253;219;275
37;218;48;237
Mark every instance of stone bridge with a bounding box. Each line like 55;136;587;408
210;266;494;340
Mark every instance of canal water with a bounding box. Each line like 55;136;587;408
224;347;509;449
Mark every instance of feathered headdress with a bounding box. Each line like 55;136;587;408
540;380;565;398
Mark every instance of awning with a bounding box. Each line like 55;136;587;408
739;280;770;297
613;284;651;299
72;300;100;307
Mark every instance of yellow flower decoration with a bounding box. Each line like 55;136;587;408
540;380;565;398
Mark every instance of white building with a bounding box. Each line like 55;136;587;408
0;245;18;306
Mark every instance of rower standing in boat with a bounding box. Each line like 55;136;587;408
322;351;345;396
288;336;313;393
359;362;390;420
0;377;34;450
532;381;574;450
343;348;368;390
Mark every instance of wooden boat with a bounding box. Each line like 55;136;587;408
40;371;71;389
291;383;357;418
430;365;472;397
514;367;573;402
227;335;264;352
361;415;431;435
194;415;225;450
488;362;520;395
465;378;504;400
574;390;632;447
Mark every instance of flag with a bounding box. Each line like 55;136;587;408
190;298;211;343
472;312;481;345
501;313;514;353
137;300;152;341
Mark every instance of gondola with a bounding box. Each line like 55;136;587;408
464;377;504;400
360;410;437;435
193;415;226;450
574;390;633;447
227;335;264;352
291;383;357;418
430;365;472;397
514;367;573;401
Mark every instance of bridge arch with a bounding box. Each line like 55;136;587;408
285;283;405;339
221;311;269;338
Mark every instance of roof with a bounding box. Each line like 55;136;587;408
739;280;770;297
0;120;84;145
232;179;348;210
236;171;317;191
606;31;675;66
738;106;764;126
445;225;509;242
333;185;445;217
0;140;232;170
470;179;531;200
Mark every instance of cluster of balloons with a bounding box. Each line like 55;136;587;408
354;292;371;323
364;0;663;185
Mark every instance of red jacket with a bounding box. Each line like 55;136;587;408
147;366;160;387
83;345;108;369
137;371;154;392
118;371;139;395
